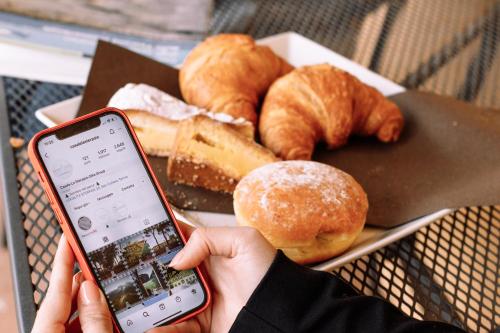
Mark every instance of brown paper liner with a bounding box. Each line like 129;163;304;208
78;41;500;227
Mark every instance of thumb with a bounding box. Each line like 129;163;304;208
78;280;113;333
169;227;244;270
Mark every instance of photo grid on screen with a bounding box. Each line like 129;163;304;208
88;221;198;314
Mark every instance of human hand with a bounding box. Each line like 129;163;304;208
31;234;113;333
149;226;277;333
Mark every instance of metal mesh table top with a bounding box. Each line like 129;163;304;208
0;1;499;332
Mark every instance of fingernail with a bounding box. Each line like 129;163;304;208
169;251;184;267
81;281;101;305
73;271;83;287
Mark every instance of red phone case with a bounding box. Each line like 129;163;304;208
28;107;211;332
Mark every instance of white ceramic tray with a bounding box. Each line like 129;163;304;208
34;32;451;271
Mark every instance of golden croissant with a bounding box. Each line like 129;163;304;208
259;64;404;160
179;34;293;126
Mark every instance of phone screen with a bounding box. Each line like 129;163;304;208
37;112;206;332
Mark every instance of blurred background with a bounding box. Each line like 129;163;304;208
0;0;497;106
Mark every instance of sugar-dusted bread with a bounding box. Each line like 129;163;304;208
122;110;178;157
108;83;253;156
167;116;278;193
234;161;368;264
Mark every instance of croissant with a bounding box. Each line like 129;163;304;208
179;34;293;126
259;64;404;160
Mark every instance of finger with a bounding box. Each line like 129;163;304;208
169;227;242;270
33;234;75;331
70;271;83;315
77;280;113;333
147;318;202;333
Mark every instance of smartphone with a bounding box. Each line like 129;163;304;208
28;108;210;332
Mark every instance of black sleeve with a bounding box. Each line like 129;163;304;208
229;251;465;333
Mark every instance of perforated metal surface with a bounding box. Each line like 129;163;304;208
4;78;82;307
1;1;499;332
335;206;500;332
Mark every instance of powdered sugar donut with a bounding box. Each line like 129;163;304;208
233;161;368;264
